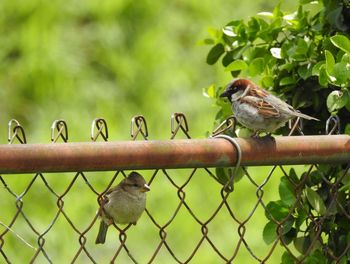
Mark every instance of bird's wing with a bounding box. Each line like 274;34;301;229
241;95;281;118
100;186;120;209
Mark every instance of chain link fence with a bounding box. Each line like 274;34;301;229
0;113;349;263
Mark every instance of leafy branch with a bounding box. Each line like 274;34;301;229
204;0;350;262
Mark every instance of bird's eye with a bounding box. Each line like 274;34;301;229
133;183;138;187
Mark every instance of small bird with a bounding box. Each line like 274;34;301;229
95;171;150;244
220;78;319;136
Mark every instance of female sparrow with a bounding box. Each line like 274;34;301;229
220;78;319;136
95;171;150;244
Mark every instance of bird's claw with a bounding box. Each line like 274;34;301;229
251;131;261;138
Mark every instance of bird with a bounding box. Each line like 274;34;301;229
95;171;150;244
220;78;319;136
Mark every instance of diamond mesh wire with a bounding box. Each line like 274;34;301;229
0;114;349;263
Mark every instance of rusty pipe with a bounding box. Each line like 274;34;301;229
0;135;349;174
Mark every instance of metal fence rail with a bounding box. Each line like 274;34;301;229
0;114;349;263
0;135;349;174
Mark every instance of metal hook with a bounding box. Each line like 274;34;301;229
171;112;189;137
212;116;236;136
288;116;304;136
8;119;26;144
211;134;242;192
51;119;68;143
91;118;108;142
131;115;148;140
326;115;340;135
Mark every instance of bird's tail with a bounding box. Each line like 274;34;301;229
95;221;109;244
294;111;319;121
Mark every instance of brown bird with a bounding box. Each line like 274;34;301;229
95;172;150;244
220;78;319;136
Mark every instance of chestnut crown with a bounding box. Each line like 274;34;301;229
220;79;253;99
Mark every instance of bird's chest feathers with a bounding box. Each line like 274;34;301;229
232;99;285;132
105;191;146;224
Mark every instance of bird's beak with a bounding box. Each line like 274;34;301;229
140;183;150;192
219;89;229;98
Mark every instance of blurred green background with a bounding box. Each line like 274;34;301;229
0;0;300;263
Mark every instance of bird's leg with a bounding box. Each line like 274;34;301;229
251;130;261;138
106;216;114;225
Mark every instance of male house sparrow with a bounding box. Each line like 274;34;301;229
95;171;150;244
220;78;319;136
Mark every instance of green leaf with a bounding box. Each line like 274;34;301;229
326;90;349;113
294;236;311;254
282;227;297;245
304;249;328;264
215;167;245;185
288;168;299;184
263;219;294;245
222;51;234;67
281;252;295;264
261;75;274;88
286;38;309;61
235;127;252;137
346;95;350;111
312;61;325;76
300;0;315;4
248;57;265;76
281;218;294;236
265;201;289;221
318;66;328;87
215;167;229;185
280;76;296;86
345;124;350;135
332;62;350;84
280;62;297;71
207;44;225;65
330;35;350;54
257;12;274;18
325;50;335;77
207;27;222;39
341;170;350;186
298;64;312;80
295;38;308;55
308;170;324;186
279;177;296;206
232;45;251;60
247;17;260;40
273;3;282;18
222;26;236;37
341;53;350;64
199;38;215;45
203;85;216;98
304;187;326;215
263;221;277;244
225;59;248;71
317;164;331;175
295;208;307;229
283;12;297;22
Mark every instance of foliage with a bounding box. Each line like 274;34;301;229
204;0;350;134
204;0;350;262
263;167;350;263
